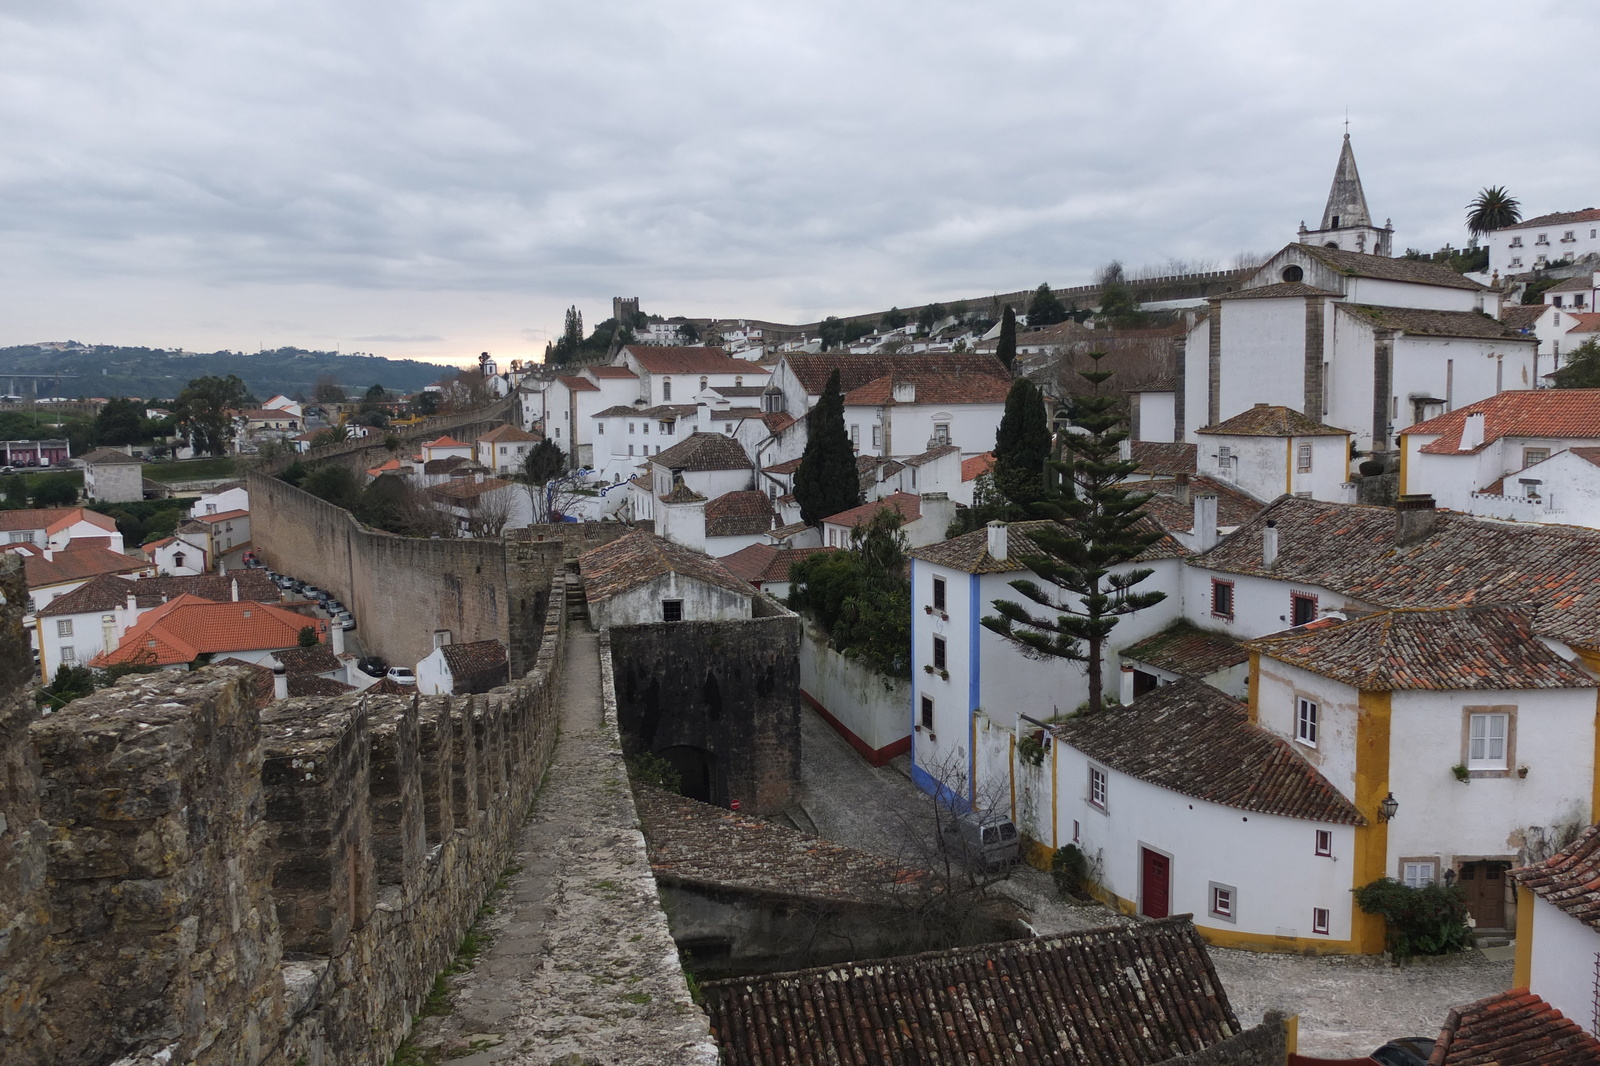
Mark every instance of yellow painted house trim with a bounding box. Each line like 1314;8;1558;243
1592;684;1600;821
1398;435;1409;495
1196;923;1366;956
1351;689;1393;954
1285;437;1294;496
1247;652;1260;724
1512;885;1534;989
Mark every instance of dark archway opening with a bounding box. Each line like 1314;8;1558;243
658;745;717;804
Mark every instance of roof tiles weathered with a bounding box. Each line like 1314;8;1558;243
1409;390;1600;453
1120;622;1249;678
1296;244;1487;291
1427;989;1600;1066
1510;821;1600;932
652;432;753;472
1197;404;1349;437
703;490;776;537
1342;304;1526;341
579;530;753;604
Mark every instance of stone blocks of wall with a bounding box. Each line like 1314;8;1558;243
607;596;801;814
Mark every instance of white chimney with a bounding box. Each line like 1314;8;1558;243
892;381;916;403
1262;519;1279;568
231;578;239;602
331;623;345;656
1118;438;1132;461
987;520;1008;562
1459;412;1486;451
272;662;288;701
1119;664;1135;706
219;560;226;575
126;592;137;614
1193;494;1219;552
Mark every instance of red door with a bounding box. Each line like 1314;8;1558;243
1141;848;1170;919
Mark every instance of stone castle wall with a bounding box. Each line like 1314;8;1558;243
0;563;571;1066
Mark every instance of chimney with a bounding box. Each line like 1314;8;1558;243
219;560;227;575
987;520;1008;562
272;662;288;701
1459;412;1486;451
1394;494;1438;546
892;381;916;403
1118;438;1132;461
231;577;239;602
1261;519;1279;568
1193;494;1219;552
331;623;345;656
126;592;137;615
41;548;52;562
1119;664;1135;706
1174;472;1190;506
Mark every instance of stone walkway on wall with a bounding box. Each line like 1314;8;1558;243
401;625;719;1066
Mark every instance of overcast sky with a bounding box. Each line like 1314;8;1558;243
3;0;1596;367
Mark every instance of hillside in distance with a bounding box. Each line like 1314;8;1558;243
0;343;463;401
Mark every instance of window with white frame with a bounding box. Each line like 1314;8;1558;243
1402;860;1437;888
1523;447;1550;468
1510;236;1523;247
1089;765;1107;810
1209;882;1236;922
1315;829;1333;857
60;646;76;663
56;619;73;638
1296;443;1312;473
1312;908;1330;935
933;423;950;445
1467;711;1510;770
850;425;860;447
1510;257;1522;268
872;425;883;449
1296;697;1319;747
628;422;636;434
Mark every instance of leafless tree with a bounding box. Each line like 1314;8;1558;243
466;484;517;538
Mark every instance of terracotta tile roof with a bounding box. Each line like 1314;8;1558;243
1547;274;1597;294
193;508;249;523
39;571;279;616
1297;244;1487;291
717;543;834;584
1248;606;1594;691
423;435;467;447
1139;477;1263;533
704;490;777;537
636;786;925;905
1131;441;1198;476
1572;447;1600;468
1512;208;1600;229
901;444;959;467
761;411;795;433
1499;305;1551;331
363;676;418;695
430;476;517;500
1222;281;1342;300
622;345;767;376
1510;821;1600;932
440;639;509;692
701;916;1244;1066
555;376;600;392
367;458;404;476
586;365;639;379
1566;312;1600;335
769;521;811;540
271;645;342;675
578;530;753;604
762;456;803;476
1409;390;1600;453
823;491;922;529
1427;990;1600;1066
0;507;77;533
48;508;118;535
219;658;356;702
658;483;707;504
1120;622;1249;678
91;594;321;666
80;447;142;464
911;516;1185;574
1052;679;1363;825
476;424;541;443
1128;375;1177;392
14;543;150;589
652;432;752;472
781;352;1010;396
1198;404;1349;437
1196;496;1600;650
841;372;1011;406
1342;304;1526;341
961;451;995;481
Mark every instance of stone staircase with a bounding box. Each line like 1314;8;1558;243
564;564;588;624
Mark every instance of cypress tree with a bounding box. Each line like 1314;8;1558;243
982;351;1166;713
996;305;1017;369
991;376;1051;514
794;369;860;526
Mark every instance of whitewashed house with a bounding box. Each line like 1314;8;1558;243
0;507;124;554
763;352;1011;428
189;482;249;519
1399;389;1600;520
578;530;755;629
415;639;510;695
820;492;955;550
840;373;1010;460
192;508;250;559
616;345;768;410
1511;824;1600;1035
627;432;753;533
474;424;543;475
146;522;211;576
1194;404;1351;503
1501;304;1574;378
1485;209;1600;276
1129;378;1177;443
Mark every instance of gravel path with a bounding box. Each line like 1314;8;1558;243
795;704;1513;1059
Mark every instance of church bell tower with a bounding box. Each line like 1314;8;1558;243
1297;134;1395;257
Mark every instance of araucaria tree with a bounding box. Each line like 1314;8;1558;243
983;352;1166;713
793;369;860;525
991;377;1051;515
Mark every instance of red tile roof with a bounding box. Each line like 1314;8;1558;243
1247;606;1595;691
1511;820;1600;932
91;594;323;666
430;476;517;500
1342;304;1526;341
476;424;541;443
622;345;767;376
704;490;777;537
1409;390;1600;453
1296;243;1486;291
1512;208;1600;229
555;376;600;392
423;435;468;447
762;456;803;476
193;508;249;523
587;365;639;379
652;432;752;472
1499;305;1551;331
1428;990;1600;1065
40;572;279;616
823;491;921;529
911;516;1185;573
841;372;1011;406
702;916;1245;1066
1052;679;1363;825
961;451;995;481
13;542;150;589
439;639;510;693
1567;312;1600;335
1120;621;1249;678
717;543;835;584
781;352;1010;397
1130;442;1197;476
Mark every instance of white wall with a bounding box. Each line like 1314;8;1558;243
416;645;452;694
1489;221;1600;276
1390;335;1535;438
799;623;911;757
589;571;753;629
1217;299;1309;423
1344;277;1482;313
1529;898;1600;1035
1181;565;1353;639
190;485;250;519
1253;660;1362;801
1134;391;1175;443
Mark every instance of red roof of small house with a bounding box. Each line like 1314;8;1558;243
477;424;541;443
622;346;768;376
703;491;777;538
587;365;639;379
12;542;150;589
961;452;995;481
46;508;119;536
423;435;468;447
823;491;922;529
91;594;324;667
1428;989;1600;1065
1511;820;1600;932
367;458;404;476
556;376;600;392
717;543;835;584
841;373;1011;407
193;509;249;523
1567;311;1600;336
1409;390;1600;453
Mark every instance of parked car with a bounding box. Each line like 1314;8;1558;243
334;613;355;631
386;666;416;686
940;810;1020;871
242;551;260;567
357;656;387;678
1371;1038;1436;1066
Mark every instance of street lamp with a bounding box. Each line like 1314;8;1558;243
1377;792;1399;822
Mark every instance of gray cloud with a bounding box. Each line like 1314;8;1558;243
0;0;1594;363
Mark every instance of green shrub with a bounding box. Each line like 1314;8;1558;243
1051;844;1090;899
626;751;682;794
1016;733;1046;767
1353;877;1474;960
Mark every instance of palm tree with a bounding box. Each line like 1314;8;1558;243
1466;187;1521;237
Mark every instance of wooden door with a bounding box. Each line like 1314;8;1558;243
1459;862;1506;929
1141;848;1170;919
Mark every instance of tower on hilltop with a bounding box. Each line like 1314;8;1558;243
1297;134;1394;257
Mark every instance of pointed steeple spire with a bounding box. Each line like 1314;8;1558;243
1321;134;1373;231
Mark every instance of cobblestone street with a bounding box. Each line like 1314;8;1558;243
795;704;1515;1059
